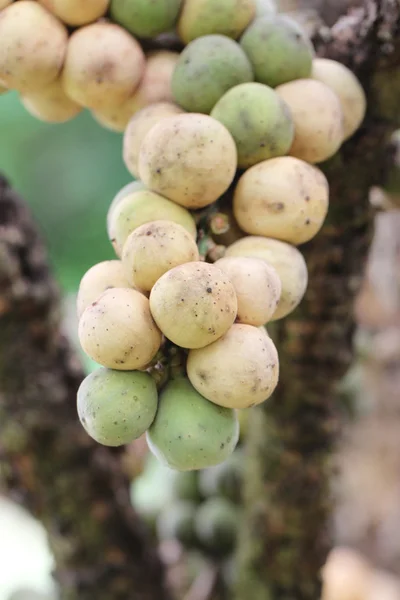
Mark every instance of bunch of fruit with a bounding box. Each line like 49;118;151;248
0;0;367;471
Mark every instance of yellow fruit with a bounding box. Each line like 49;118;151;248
138;113;237;209
76;260;132;319
0;1;68;93
233;156;329;245
21;77;82;123
123;102;184;178
38;0;109;26
63;23;145;110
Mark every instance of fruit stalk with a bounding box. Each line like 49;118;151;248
0;176;170;600
234;2;400;599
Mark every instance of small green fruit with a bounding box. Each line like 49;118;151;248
199;449;244;503
110;0;182;38
146;378;239;471
156;501;198;547
195;497;240;556
77;367;158;447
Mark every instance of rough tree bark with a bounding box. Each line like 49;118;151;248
0;177;170;600
235;2;400;599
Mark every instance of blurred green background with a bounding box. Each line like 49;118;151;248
0;90;132;294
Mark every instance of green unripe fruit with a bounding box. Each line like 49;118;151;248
240;15;314;88
106;180;147;233
156;501;198;547
172;35;253;114
211;82;294;168
77;367;158;447
195;497;240;556
108;189;197;257
173;471;202;502
110;0;182;38
146;378;239;471
199;449;244;503
254;0;276;16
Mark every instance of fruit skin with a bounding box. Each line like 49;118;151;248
110;0;182;38
108;189;197;257
62;23;145;111
123;102;184;178
199;449;244;503
76;260;132;319
78;288;161;370
138;113;237;209
38;0;110;26
77;367;158;447
187;323;279;409
171;35;254;114
276;78;344;164
214;256;281;326
254;0;276;16
225;236;308;320
173;471;202;502
210;82;294;169
149;261;238;350
233;156;329;245
195;497;240;556
312;58;367;140
321;547;372;600
156;501;198;547
178;0;256;44
122;220;200;292
240;15;314;88
107;181;147;232
0;1;68;94
146;378;239;471
21;77;82;124
0;0;13;10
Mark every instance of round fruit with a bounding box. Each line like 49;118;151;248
77;367;158;447
63;23;145;110
78;288;161;370
122;220;200;292
312;58;367;140
127;51;180;114
156;501;198;547
91;102;137;133
225;236;308;320
107;180;147;232
178;0;256;44
210;82;294;168
240;14;314;88
171;35;253;114
276;79;344;164
187;323;279;409
254;0;276;16
233;156;329;245
76;260;132;318
38;0;109;25
110;0;182;38
146;378;239;471
195;497;240;556
123;102;184;178
214;256;281;326
0;1;68;93
21;78;82;123
138;113;237;209
199;449;244;503
108;189;197;256
149;262;237;349
173;471;202;502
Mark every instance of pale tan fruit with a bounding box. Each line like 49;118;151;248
123;102;184;178
312;58;366;140
149;262;237;349
106;180;147;232
21;77;82;123
0;1;68;93
214;256;281;326
76;260;132;319
38;0;109;25
128;51;179;113
108;189;197;257
138;113;237;209
233;156;329;245
0;1;13;10
91;102;137;133
321;547;372;600
225;236;308;320
178;0;256;44
78;288;161;370
276;78;344;164
122;220;199;292
63;23;145;110
187;323;279;408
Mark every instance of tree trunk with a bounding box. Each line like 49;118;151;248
235;2;400;599
0;176;170;600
